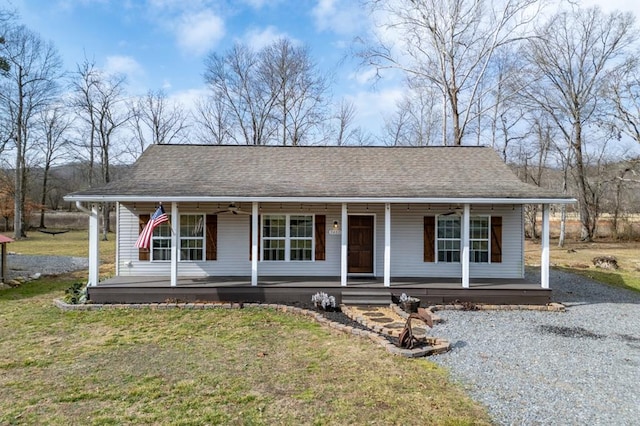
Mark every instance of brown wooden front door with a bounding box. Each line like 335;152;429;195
348;215;374;273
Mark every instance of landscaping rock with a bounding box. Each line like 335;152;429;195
592;255;619;269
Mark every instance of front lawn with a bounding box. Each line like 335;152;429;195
0;274;489;424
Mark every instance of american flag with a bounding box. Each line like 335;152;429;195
135;205;169;250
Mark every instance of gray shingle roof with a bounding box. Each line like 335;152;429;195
65;145;568;201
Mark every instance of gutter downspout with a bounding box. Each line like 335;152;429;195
76;201;100;287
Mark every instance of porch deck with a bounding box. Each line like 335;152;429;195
89;276;551;305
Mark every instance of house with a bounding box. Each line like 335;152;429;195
64;145;574;305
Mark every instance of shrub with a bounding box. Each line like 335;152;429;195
64;282;87;304
311;291;336;310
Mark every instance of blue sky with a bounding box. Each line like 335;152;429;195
10;0;640;141
12;0;404;137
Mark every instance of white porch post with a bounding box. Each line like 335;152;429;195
88;203;100;287
251;202;259;287
170;203;178;287
461;203;470;289
541;204;550;289
384;203;391;287
341;203;348;286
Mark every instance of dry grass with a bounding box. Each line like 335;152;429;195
0;234;490;425
525;239;640;292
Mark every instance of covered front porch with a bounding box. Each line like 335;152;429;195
88;275;551;305
82;200;557;292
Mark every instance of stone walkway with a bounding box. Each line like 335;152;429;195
341;304;439;340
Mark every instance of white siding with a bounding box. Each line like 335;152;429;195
117;202;524;279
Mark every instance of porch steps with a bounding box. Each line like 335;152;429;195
341;289;392;306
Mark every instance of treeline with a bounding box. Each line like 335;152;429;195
1;2;639;242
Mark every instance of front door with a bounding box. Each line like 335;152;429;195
348;215;374;274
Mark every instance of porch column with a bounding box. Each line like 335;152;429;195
384;203;391;287
461;203;470;289
88;203;100;287
251;202;259;287
170;202;178;287
341;203;348;286
541;204;550;289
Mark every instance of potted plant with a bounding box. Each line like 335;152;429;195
399;293;420;313
311;291;337;311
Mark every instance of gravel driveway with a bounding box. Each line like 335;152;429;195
431;268;640;425
6;254;88;280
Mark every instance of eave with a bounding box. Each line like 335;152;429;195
64;195;577;205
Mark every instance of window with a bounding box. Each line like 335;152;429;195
263;215;286;261
151;220;172;261
437;216;461;262
436;215;490;263
470;217;489;263
262;214;314;261
180;214;204;261
150;214;206;261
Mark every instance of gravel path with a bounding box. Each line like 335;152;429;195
431;268;640;425
6;254;88;279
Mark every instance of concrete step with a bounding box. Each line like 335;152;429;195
341;290;391;306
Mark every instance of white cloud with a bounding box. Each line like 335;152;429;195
243;0;282;9
242;26;298;51
104;55;145;79
174;10;225;56
344;87;405;130
312;0;366;35
168;87;208;113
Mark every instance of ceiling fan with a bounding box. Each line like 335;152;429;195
441;206;463;216
213;203;251;215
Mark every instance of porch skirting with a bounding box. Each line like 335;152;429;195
88;276;551;305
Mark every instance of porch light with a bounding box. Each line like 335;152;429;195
333;220;340;230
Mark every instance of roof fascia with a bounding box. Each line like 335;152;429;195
65;195;577;204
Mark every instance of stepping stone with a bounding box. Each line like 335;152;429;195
369;317;393;323
385;323;405;329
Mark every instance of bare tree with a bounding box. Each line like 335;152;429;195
129;89;189;154
260;39;328;146
193;94;233;145
34;104;72;228
71;60;130;239
203;39;329;146
519;6;636;241
0;25;62;238
204;43;278;145
361;0;543;145
334;99;358;146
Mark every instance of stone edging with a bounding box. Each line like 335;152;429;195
53;299;448;358
428;302;566;312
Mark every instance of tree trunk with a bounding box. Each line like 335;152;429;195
39;163;50;228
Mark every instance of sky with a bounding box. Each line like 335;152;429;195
8;0;640;141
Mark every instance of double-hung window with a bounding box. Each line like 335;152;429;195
262;214;313;261
469;217;489;263
437;216;461;262
150;214;205;261
180;214;205;261
151;220;172;261
436;215;490;263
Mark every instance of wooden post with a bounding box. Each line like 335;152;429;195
341;203;348;286
1;243;6;282
462;204;470;289
88;204;100;287
251;202;259;287
170;203;178;287
384;203;391;287
541;204;550;289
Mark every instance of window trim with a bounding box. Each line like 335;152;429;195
178;213;206;262
435;214;492;264
261;214;315;262
149;213;207;262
